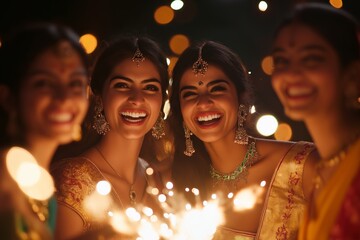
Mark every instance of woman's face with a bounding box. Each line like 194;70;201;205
271;23;343;121
179;65;238;143
19;41;89;144
101;58;162;139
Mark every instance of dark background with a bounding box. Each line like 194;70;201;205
1;0;359;142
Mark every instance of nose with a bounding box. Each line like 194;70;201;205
197;93;213;108
128;89;145;105
53;85;69;101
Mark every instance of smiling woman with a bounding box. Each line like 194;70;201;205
51;35;170;239
0;22;90;239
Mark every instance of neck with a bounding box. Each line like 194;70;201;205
96;133;144;184
204;132;248;173
305;113;360;159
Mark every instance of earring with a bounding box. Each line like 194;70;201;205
92;99;110;135
72;124;82;141
152;114;165;140
183;123;195;157
234;104;249;145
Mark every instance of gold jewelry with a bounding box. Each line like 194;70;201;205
234;104;249;145
132;39;145;66
28;197;49;222
152;114;165;140
192;43;208;76
95;147;137;205
183;123;195;157
92;99;110;135
210;138;258;191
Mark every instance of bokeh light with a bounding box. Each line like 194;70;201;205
79;33;97;54
154;6;175;25
261;55;273;75
171;0;184;10
274;122;293;141
169;34;190;55
256;114;278;136
329;0;343;8
258;1;268;12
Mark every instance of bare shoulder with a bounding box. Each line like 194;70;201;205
254;138;295;158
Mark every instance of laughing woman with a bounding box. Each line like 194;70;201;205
271;3;360;239
168;40;319;239
0;22;89;239
52;35;169;239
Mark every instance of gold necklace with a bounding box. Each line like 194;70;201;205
95;147;137;205
209;138;259;191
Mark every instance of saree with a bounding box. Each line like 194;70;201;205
298;138;360;240
214;141;315;240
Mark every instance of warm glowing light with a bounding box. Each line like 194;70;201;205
274;122;293;141
258;1;268;11
168;56;178;73
154;6;174;25
158;194;167;202
126;207;141;221
166;182;174;189
96;180;111;195
79;33;97;54
261;55;273;75
142;207;154;217
256;114;278;137
151;187;160;195
233;185;264;211
6;147;55;200
250;105;256;114
166;57;171;65
169;34;190;55
163;99;170;119
83;190;112;220
260;180;266;187
171;0;184;10
227;192;234;198
146;167;154;175
191;188;200;196
329;0;343;8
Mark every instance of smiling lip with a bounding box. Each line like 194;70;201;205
121;110;147;125
195;112;222;128
48;112;74;124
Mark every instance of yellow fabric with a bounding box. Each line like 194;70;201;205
298;138;360;240
214;141;315;240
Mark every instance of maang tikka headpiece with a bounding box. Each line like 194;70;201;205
132;38;145;67
192;43;208;76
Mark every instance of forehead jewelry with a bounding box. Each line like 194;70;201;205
132;39;145;67
192;43;208;76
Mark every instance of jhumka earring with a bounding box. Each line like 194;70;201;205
183;123;195;157
92;99;110;135
152;114;166;140
234;104;249;145
72;124;82;141
132;38;145;67
192;43;208;76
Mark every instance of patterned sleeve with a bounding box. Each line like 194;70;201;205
51;158;100;230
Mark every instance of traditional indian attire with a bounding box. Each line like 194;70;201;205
52;157;163;232
298;138;360;240
213;141;315;240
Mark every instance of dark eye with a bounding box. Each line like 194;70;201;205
113;82;128;89
211;85;226;92
302;55;325;67
69;79;86;88
182;91;197;99
272;56;289;70
32;79;53;89
144;84;160;92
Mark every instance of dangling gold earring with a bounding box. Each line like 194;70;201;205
152;114;165;140
234;104;249;145
72;124;82;141
92;99;110;135
183;123;195;156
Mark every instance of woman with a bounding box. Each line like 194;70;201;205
168;40;318;239
52;35;169;239
271;3;360;239
0;22;89;239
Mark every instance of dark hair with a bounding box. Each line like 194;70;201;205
0;22;89;146
90;35;169;106
168;40;254;199
274;3;360;68
0;22;89;94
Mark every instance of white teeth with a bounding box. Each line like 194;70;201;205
49;113;72;122
197;114;221;122
287;87;313;97
121;111;147;118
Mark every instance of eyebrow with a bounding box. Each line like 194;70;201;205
272;44;326;54
109;75;161;84
180;79;230;93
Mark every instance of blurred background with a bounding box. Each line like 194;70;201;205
1;0;359;142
